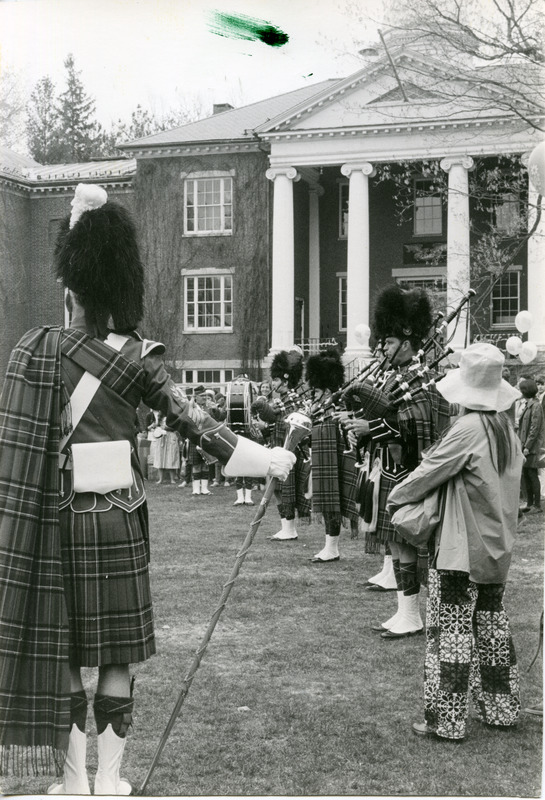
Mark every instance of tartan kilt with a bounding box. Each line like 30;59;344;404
374;470;401;545
277;448;312;518
339;449;359;523
59;503;156;667
187;440;207;468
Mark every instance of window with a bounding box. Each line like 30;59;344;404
414;179;442;235
493;192;520;235
184;175;233;235
183;369;234;389
393;270;447;318
338;275;347;331
184;274;233;331
491;270;520;327
339;183;349;238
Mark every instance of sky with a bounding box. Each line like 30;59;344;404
0;0;384;128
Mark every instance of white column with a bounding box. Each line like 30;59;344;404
308;185;324;341
527;185;545;351
440;156;474;350
266;166;301;354
341;162;375;362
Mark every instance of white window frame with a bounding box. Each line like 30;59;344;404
184;272;233;332
490;267;521;328
413;178;442;236
392;268;448;315
182;369;235;391
337;273;347;331
183;170;234;236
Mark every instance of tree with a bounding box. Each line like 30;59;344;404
0;69;27;150
344;0;545;131
373;155;534;334
26;77;60;164
55;54;101;161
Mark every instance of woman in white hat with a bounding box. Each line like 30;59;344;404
387;343;524;741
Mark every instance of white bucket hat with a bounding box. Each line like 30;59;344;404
437;342;521;412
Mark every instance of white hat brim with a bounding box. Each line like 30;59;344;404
438;369;521;412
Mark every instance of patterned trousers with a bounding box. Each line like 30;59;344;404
424;568;520;740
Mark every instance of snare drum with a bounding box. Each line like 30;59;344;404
226;380;254;432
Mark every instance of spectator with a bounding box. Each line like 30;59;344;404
518;378;544;515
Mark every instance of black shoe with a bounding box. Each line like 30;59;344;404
365;583;396;592
381;628;423;639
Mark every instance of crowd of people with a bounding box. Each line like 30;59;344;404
0;185;542;794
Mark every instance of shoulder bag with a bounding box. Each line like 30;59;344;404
390;483;446;547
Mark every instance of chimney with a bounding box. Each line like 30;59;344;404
213;103;234;115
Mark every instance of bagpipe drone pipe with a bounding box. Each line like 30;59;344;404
311;287;476;426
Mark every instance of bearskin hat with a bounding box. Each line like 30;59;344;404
305;348;344;392
372;283;433;344
55;194;144;332
270;348;304;389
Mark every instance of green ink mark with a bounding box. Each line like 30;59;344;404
208;10;289;47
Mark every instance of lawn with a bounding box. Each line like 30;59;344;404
2;481;543;797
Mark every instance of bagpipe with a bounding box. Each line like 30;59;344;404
253;382;313;421
312;288;476;424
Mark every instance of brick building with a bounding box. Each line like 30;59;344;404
1;36;543;387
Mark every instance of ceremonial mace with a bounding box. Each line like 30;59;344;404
137;411;312;795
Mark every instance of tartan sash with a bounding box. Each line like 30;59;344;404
0;327;70;776
61;329;145;403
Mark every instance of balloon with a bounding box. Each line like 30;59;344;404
515;310;533;334
519;341;538;364
448;350;462;366
354;323;371;345
528;141;545;195
505;336;523;356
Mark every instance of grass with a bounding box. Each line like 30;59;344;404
2;481;543;797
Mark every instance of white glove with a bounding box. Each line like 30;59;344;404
267;447;296;481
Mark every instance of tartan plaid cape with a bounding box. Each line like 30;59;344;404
0;326;146;776
0;327;70;777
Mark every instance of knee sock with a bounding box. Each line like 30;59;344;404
400;560;420;596
93;695;134;739
71;690;88;733
392;558;402;591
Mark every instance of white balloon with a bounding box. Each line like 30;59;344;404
505;336;523;356
354;323;371;345
528;141;545;195
515;310;533;334
519;341;538;364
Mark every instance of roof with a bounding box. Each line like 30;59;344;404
0;146;41;177
23;159;136;182
119;80;338;148
0;155;136;184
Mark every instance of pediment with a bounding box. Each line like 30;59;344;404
368;82;439;104
255;47;521;135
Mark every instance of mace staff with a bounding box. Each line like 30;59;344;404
137;411;312;796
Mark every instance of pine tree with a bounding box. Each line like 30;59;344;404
55;54;100;162
26;77;60;164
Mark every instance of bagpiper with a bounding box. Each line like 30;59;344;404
337;284;451;638
306;348;359;562
252;347;311;540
